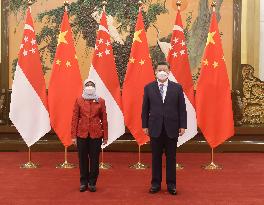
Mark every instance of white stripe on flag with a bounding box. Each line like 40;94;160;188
89;65;125;148
9;64;51;147
169;73;198;147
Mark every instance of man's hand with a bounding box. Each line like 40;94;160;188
179;128;185;136
103;139;108;145
72;138;77;146
143;128;149;136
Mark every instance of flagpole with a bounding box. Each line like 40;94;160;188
20;146;40;168
201;148;222;170
200;1;222;171
129;144;149;169
64;1;69;12
56;146;76;168
128;0;149;170
99;148;112;169
172;0;185;171
19;0;39;170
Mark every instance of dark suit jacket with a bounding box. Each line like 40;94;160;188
141;80;187;138
71;97;108;140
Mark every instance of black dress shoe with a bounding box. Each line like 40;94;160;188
149;186;161;194
88;184;96;192
79;185;87;192
168;187;177;195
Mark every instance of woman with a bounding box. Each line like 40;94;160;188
71;79;108;192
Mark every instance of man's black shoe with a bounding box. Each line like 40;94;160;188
149;186;161;194
167;187;177;195
79;185;87;192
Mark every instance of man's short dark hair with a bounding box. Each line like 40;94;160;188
154;61;170;70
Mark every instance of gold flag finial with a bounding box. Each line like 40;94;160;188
102;1;107;12
211;1;216;12
176;1;182;11
28;0;33;6
138;1;144;11
64;1;70;12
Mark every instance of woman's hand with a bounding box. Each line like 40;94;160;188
143;128;149;136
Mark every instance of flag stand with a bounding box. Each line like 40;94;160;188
201;148;222;170
129;145;149;170
56;147;76;169
176;163;184;170
20;146;39;169
99;148;112;169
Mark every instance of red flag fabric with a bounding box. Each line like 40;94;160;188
167;9;197;147
9;8;50;147
88;11;125;148
195;11;234;148
48;11;82;147
122;10;155;145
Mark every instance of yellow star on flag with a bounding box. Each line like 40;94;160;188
139;59;145;65
203;59;209;66
129;57;135;64
66;60;71;68
57;30;68;45
206;31;216;46
133;29;142;43
56;59;61;65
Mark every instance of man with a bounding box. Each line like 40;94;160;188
141;61;187;195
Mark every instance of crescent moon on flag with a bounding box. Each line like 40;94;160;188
24;24;34;32
99;25;110;34
173;25;184;32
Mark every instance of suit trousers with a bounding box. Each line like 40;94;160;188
150;124;177;188
77;136;102;186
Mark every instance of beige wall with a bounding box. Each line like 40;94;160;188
241;0;260;77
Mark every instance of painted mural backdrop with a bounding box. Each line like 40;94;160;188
8;0;233;87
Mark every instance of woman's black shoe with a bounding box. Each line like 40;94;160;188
88;184;96;192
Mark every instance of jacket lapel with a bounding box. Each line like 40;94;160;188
153;81;163;103
164;80;172;104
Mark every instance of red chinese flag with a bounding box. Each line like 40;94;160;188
195;11;234;148
48;11;82;147
122;10;155;145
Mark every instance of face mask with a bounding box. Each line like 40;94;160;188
85;86;96;95
156;71;169;81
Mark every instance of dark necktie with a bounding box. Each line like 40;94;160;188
159;84;164;100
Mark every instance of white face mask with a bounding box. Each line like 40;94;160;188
156;71;169;81
85;86;96;95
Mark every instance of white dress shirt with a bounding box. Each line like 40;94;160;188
157;79;168;103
